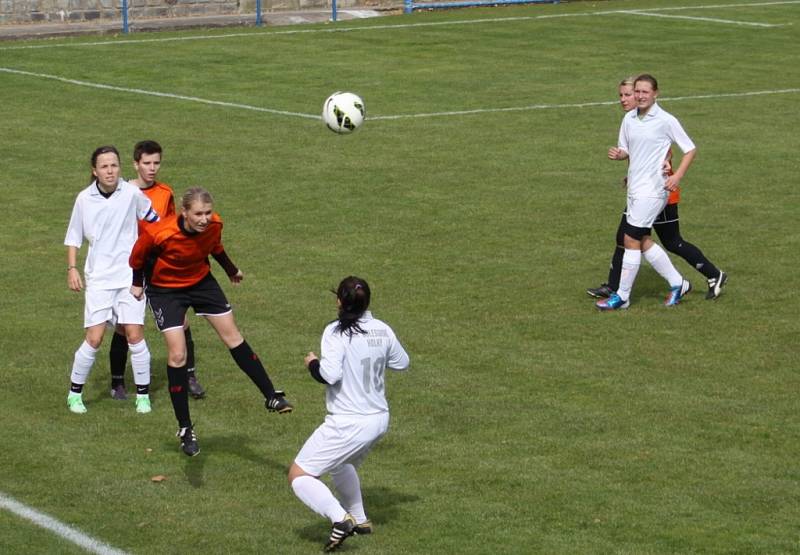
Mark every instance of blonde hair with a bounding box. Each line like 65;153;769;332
181;187;214;210
620;76;636;87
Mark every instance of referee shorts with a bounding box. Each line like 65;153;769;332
146;273;232;332
294;412;390;477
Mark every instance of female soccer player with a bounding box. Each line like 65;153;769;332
129;187;292;457
288;276;410;552
108;140;207;401
597;74;697;310
587;77;727;303
65;145;158;414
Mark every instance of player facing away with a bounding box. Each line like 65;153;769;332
597;74;695;310
587;78;727;302
107;141;207;401
65;146;158;414
288;276;410;552
129;186;292;457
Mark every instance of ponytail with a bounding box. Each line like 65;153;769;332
333;276;371;337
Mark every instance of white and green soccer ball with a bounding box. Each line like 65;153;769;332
322;91;365;134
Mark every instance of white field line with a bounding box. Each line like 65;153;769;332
0;0;796;51
0;67;320;119
2;66;798;120
0;492;129;555
620;10;785;26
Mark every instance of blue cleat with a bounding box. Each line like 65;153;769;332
596;293;630;311
665;279;692;306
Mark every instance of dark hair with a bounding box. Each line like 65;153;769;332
634;73;658;91
90;145;120;183
334;276;371;336
181;186;214;211
133;140;162;162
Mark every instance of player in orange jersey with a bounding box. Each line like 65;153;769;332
108;141;207;401
129;187;293;457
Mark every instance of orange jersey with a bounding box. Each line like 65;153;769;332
665;149;680;205
138;181;175;234
130;213;225;288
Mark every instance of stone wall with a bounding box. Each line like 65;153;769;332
0;0;388;25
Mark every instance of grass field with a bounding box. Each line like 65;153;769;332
1;0;799;553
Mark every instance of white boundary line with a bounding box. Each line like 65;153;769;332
619;10;786;26
0;492;129;555
0;0;796;50
2;66;798;121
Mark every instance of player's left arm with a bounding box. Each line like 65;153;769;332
664;117;697;191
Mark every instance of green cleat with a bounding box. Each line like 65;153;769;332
67;392;87;414
135;394;152;414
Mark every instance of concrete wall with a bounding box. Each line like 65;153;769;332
0;0;390;25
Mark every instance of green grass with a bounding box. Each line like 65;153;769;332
1;0;799;552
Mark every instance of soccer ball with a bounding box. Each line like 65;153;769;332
322;92;365;134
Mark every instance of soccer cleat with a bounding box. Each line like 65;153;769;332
665;279;692;306
596;293;629;311
265;390;293;414
353;520;373;535
705;271;728;300
110;384;128;401
67;392;87;414
187;375;206;399
586;283;614;299
324;514;356;552
135;394;152;414
177;427;200;457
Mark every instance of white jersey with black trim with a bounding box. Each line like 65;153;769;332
618;102;696;199
318;311;410;416
64;178;158;290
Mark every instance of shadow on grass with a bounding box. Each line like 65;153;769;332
169;432;286;488
295;484;420;544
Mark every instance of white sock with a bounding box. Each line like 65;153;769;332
331;464;367;524
128;340;151;387
617;249;641;302
643;244;683;288
291;475;347;524
70;340;98;386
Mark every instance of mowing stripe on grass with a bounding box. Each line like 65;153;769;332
1;66;797;121
0;492;129;555
0;0;794;51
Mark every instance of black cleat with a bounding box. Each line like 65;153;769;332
586;283;614;299
177;426;200;457
187;375;206;399
324;514;355;552
353;520;372;535
265;390;293;414
110;384;128;401
706;271;728;300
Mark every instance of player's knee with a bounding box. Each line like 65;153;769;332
661;236;683;254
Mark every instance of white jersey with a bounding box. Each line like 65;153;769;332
318;311;410;416
618;102;696;199
64;179;157;290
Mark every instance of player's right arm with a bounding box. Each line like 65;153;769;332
66;245;82;292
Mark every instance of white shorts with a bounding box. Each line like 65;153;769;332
294;412;390;477
84;286;146;328
626;195;669;229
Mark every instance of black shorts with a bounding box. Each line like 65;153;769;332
653;203;679;226
622;220;651;240
146;273;231;332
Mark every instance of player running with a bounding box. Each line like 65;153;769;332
288;276;409;552
65;145;158;414
129;186;292;457
587;77;727;302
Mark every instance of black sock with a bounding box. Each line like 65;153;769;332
136;384;150;395
229;341;276;399
607;246;625;291
70;382;84;394
668;240;719;280
185;328;196;376
167;365;192;429
109;332;128;387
